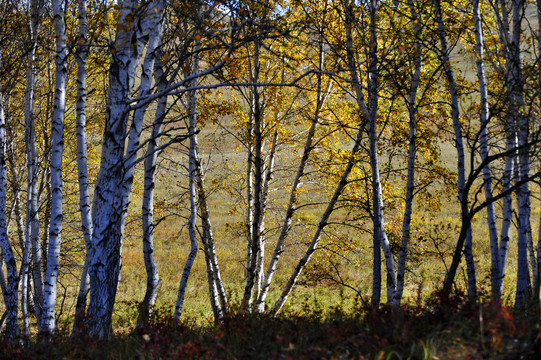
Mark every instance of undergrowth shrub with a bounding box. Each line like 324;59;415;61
1;295;540;359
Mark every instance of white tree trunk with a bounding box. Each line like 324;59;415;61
367;0;396;304
87;0;165;338
509;0;530;309
393;0;423;306
473;0;500;299
0;253;6;303
489;0;517;300
24;0;45;332
343;0;395;304
535;0;541;302
435;0;476;299
0;52;19;340
115;3;164;326
72;0;91;335
245;114;254;293
195;141;229;321
241;42;265;312
42;0;68;336
253;130;277;307
496;132;516;295
527;226;537;290
343;0;379;304
137;46;167;327
196;153;223;321
174;43;200;321
490;0;530;308
255;57;331;312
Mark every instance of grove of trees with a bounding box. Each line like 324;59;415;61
1;0;541;342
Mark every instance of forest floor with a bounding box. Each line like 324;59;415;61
2;293;541;360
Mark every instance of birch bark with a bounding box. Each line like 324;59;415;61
190;45;228;317
118;2;165;321
509;0;530;309
472;0;500;299
365;0;397;304
41;0;68;336
253;131;277;304
342;0;378;304
496;128;516;295
137;48;167;328
195;141;229;320
343;0;395;304
435;0;477;299
255;44;331;312
72;0;91;334
490;0;530;307
174;42;201;321
241;42;265;312
487;0;517;300
0;52;19;340
393;0;423;306
245;116;254;290
24;0;45;332
87;0;165;338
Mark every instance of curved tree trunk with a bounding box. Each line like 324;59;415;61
253;130;277;305
192;79;229;318
196;142;228;321
137;47;168;328
270;126;364;316
255;55;331;312
174;42;201;321
435;0;476;300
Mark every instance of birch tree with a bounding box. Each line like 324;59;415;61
254;25;332;313
485;0;517;300
195;133;229;321
506;0;531;309
239;38;279;312
72;0;92;334
87;0;166;338
174;40;201;321
0;46;19;341
137;48;167;327
340;0;399;304
23;0;45;333
392;0;424;305
439;0;538;305
41;0;68;337
534;0;541;305
469;0;520;301
435;0;477;300
271;125;365;315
